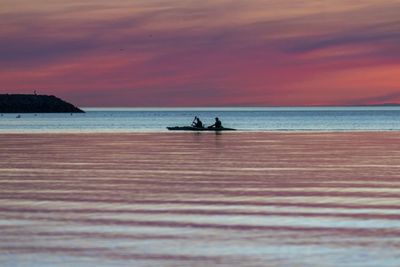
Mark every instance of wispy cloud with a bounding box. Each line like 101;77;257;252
0;0;399;106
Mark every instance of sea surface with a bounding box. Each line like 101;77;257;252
1;107;400;132
1;132;400;267
1;109;400;266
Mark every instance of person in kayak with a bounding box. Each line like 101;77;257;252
208;117;222;129
191;116;204;128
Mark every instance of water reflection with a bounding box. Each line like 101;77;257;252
1;132;400;267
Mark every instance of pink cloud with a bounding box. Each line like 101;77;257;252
1;0;399;106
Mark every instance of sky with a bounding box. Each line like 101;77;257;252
0;0;399;107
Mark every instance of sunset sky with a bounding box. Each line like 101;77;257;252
1;0;399;107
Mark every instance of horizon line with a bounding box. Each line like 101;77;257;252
82;104;400;109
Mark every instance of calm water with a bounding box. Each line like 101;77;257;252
1;132;400;267
1;107;400;132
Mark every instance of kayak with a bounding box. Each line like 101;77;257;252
167;126;236;131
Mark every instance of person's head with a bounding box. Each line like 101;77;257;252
215;117;219;121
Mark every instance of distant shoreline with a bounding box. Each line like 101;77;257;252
81;106;400;111
0;94;84;113
81;104;400;109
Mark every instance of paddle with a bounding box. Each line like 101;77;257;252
191;116;198;127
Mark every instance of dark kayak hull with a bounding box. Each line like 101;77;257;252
167;126;236;131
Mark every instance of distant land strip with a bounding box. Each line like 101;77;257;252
0;94;84;113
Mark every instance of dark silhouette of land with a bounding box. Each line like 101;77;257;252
0;94;84;113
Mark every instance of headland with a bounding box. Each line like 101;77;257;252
0;94;84;113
